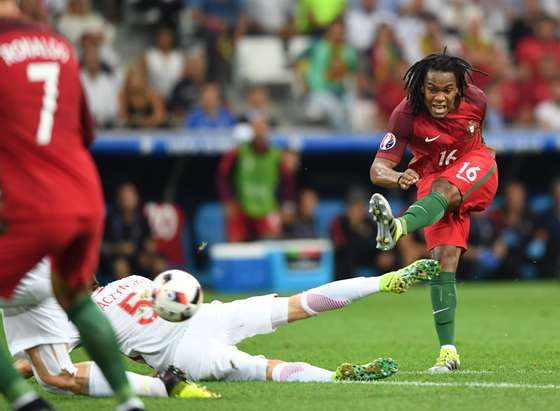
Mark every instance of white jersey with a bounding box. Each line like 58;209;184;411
83;276;186;372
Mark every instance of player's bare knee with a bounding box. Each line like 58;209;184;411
287;294;310;322
431;179;462;209
431;246;461;272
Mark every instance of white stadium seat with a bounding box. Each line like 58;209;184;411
234;36;293;86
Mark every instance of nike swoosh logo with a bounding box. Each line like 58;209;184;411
432;307;450;315
425;135;440;142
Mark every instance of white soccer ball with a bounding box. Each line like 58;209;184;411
150;270;203;322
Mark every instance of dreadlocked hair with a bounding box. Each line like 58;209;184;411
403;48;487;114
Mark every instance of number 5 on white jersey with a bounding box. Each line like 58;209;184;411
27;62;60;146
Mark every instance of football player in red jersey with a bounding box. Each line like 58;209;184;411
369;51;499;373
0;1;143;410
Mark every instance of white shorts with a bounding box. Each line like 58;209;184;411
2;297;71;357
0;258;52;309
171;294;278;381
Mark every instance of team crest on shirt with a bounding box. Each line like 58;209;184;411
467;120;479;136
380;133;397;150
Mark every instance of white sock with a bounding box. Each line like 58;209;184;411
88;363;167;397
441;344;457;352
270;297;289;328
271;362;333;382
11;392;40;411
300;276;380;315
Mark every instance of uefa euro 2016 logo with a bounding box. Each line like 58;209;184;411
380;133;396;150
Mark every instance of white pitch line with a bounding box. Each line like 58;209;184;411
375;381;560;390
399;370;495;375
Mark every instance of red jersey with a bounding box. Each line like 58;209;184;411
0;17;103;220
375;84;488;177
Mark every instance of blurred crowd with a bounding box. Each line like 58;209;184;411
99;116;560;282
28;0;560;132
27;0;560;282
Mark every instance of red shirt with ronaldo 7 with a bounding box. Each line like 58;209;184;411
0;17;104;297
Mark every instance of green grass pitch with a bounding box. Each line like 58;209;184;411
1;281;559;411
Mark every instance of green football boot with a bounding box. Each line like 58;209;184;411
380;259;440;294
369;193;403;251
334;358;399;382
428;347;461;373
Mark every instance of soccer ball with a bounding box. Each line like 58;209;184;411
150;270;203;322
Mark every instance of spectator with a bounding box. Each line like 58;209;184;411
345;0;396;53
80;40;119;128
368;23;407;126
330;187;397;280
169;48;207;119
484;180;547;279
238;85;280;126
101;183;156;280
371;23;404;83
191;0;249;83
542;178;560;278
119;63;167;128
18;0;48;23
304;19;358;130
246;0;296;38
535;77;560;129
217;115;297;242
395;0;431;63
282;188;319;239
142;26;184;101
419;12;445;57
497;63;537;126
459;8;508;90
372;61;407;129
185;83;236;129
58;0;119;68
516;14;560;81
484;82;507;131
296;0;348;36
506;0;543;54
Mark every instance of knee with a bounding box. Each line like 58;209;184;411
431;246;461;272
431;179;462;209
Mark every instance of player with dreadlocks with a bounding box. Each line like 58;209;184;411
368;50;498;373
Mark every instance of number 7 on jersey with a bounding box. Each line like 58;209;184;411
27;62;60;146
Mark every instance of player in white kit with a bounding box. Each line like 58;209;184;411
9;258;438;388
82;258;439;383
0;259;219;400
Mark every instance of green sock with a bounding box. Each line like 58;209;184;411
0;345;34;403
430;271;457;346
68;296;134;403
399;191;449;235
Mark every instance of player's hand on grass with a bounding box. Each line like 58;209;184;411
397;169;420;190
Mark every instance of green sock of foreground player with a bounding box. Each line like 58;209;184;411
399;191;449;235
68;296;135;403
0;345;35;402
430;271;457;346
